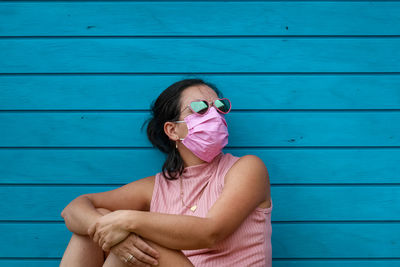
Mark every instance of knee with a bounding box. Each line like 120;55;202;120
67;233;98;251
61;233;105;267
103;252;129;267
69;233;105;254
71;233;93;243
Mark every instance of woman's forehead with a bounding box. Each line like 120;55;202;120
180;85;218;105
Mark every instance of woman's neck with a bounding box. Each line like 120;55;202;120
177;144;206;167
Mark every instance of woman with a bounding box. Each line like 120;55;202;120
60;78;272;267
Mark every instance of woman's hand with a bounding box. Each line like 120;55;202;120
110;233;159;266
88;210;131;251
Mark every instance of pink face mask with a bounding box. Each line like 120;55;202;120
175;107;229;162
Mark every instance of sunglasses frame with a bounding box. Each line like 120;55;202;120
183;98;232;115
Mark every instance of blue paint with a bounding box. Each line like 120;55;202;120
0;1;399;266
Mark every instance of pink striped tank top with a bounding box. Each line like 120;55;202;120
150;152;273;267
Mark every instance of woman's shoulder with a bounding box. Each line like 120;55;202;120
222;153;267;170
224;154;271;208
223;153;269;182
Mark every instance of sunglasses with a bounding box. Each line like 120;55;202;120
182;98;232;115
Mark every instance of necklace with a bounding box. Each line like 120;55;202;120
179;175;210;212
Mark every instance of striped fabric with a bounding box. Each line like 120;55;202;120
150;152;273;266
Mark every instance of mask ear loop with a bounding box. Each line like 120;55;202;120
174;120;186;149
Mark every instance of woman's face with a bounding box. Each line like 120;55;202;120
175;84;220;138
178;84;219;120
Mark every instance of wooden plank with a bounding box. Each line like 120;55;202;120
0;261;59;267
0;223;399;258
1;186;399;221
1;38;400;73
0;223;70;258
1;75;400;110
0;2;399;36
271;223;400;258
1;112;399;147
1;148;399;184
273;185;400;221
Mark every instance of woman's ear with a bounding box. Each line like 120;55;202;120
164;121;179;141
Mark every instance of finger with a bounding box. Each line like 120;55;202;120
134;236;160;258
117;254;133;266
130;246;158;266
102;241;110;252
102;234;113;252
113;247;150;267
128;254;151;267
99;234;105;249
93;229;100;243
120;256;145;267
87;224;94;239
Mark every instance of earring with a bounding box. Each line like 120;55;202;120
176;141;178;149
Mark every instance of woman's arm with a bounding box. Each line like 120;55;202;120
61;195;103;235
61;175;155;235
90;155;271;251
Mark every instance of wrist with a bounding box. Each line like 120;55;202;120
121;210;139;232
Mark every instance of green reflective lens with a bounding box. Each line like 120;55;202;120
190;101;209;114
214;99;230;113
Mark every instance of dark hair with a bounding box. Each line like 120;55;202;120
144;78;222;180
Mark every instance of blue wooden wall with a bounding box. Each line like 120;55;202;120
1;1;400;266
